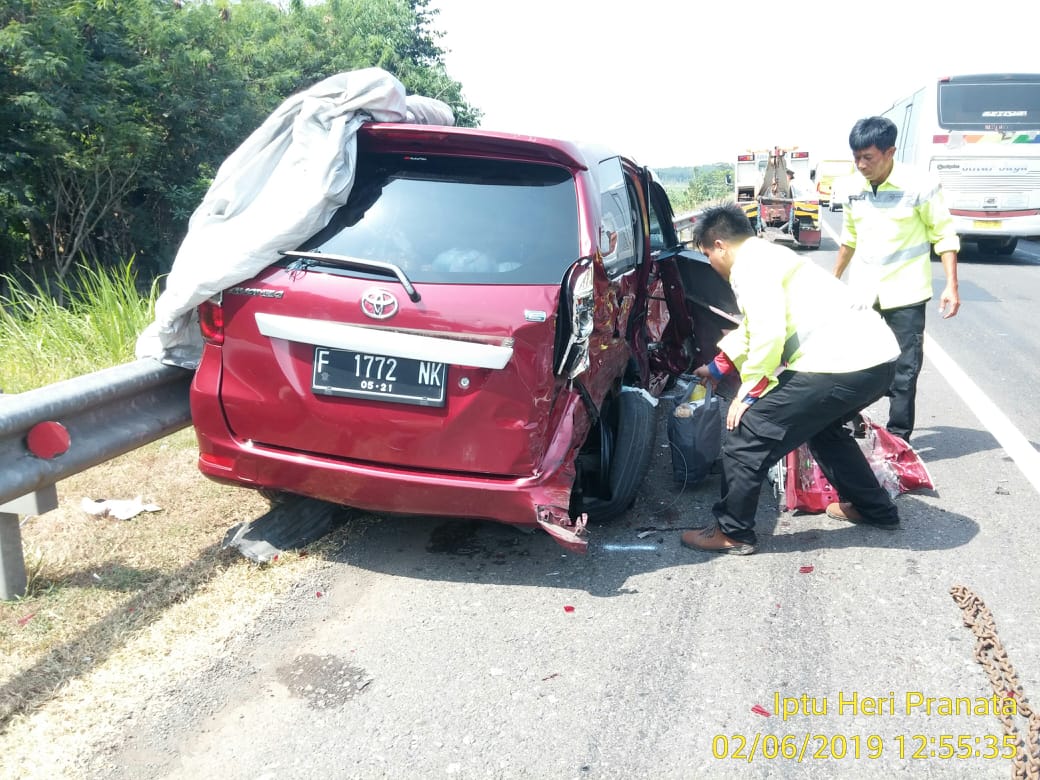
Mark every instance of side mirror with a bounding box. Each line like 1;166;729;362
725;173;733;186
810;168;816;182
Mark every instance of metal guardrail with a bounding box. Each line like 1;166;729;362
0;358;193;598
672;209;701;246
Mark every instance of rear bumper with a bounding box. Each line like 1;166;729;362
190;350;584;532
195;434;577;530
952;210;1040;240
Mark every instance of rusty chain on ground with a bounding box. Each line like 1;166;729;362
950;585;1040;779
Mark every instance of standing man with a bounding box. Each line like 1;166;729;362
833;116;961;442
680;203;900;556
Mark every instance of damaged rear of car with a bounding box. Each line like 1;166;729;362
190;123;732;552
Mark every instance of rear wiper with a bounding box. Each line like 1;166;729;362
280;250;421;302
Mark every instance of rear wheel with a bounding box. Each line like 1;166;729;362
996;238;1019;256
574;390;657;523
977;237;1018;256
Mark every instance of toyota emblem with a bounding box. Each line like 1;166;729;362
360;287;399;320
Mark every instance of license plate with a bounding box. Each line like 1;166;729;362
973;219;1001;229
312;348;446;407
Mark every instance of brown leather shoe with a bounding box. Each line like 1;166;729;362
826;502;899;529
680;525;757;555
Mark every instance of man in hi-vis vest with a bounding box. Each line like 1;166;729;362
833;116;961;443
682;203;900;556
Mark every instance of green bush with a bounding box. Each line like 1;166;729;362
0;261;157;393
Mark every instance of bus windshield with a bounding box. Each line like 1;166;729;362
938;76;1040;132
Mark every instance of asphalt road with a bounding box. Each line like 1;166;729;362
92;223;1040;780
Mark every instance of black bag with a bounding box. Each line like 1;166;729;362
667;382;722;486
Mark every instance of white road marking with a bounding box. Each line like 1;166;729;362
820;218;1040;496
922;335;1040;495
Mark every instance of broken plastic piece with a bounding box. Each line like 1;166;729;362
536;508;588;554
798;565;814;574
80;496;161;521
751;704;771;717
222;496;355;563
563;605;575;613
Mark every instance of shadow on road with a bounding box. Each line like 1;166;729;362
909;424;1027;464
319;480;980;599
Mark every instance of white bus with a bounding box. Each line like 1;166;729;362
881;73;1040;255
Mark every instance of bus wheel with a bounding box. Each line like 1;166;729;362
978;237;1018;256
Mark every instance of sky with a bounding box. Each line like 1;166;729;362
427;0;1040;168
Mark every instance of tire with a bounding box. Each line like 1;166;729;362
996;238;1019;256
580;390;657;523
978;237;1018;256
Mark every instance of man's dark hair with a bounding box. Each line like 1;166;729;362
692;202;755;251
849;116;897;153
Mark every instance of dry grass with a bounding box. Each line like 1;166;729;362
0;427;351;778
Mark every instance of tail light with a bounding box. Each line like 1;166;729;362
933;134;950;144
556;263;595;379
198;298;225;345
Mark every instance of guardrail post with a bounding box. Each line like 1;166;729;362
0;512;28;600
0;486;58;600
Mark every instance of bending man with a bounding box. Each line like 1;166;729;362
681;203;901;556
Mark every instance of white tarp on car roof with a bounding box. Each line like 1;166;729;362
135;67;454;368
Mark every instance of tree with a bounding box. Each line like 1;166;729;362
0;0;481;289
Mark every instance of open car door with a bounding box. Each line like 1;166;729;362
639;177;740;386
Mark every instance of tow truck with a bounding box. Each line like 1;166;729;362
736;147;821;250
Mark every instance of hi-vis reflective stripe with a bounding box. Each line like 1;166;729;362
781;332;801;365
875;242;932;266
854;188;938;208
780;320;822;366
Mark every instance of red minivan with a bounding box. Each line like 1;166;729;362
190;123;733;552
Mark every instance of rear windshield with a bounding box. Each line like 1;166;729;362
296;154;579;285
938;78;1040;131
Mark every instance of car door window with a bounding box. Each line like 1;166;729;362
597;157;639;277
648;197;669;253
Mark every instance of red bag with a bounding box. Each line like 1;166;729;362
861;413;934;493
784;443;839;513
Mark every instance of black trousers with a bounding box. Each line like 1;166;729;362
877;301;927;441
713;362;898;545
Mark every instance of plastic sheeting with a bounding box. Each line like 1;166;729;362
135;68;454;368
